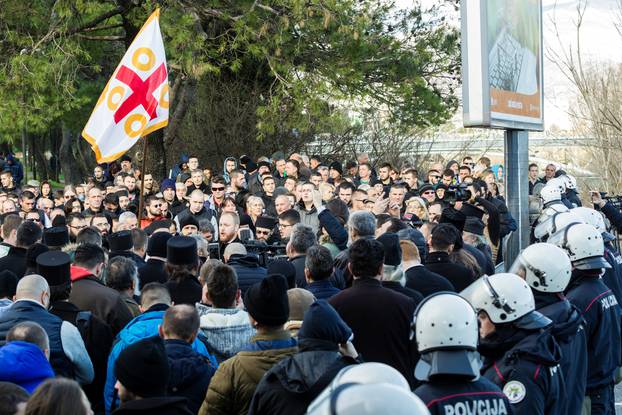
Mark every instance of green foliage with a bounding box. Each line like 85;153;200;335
0;0;460;151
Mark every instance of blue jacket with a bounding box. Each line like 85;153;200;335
306;280;341;301
603;244;622;308
565;271;622;390
535;292;587;415
227;255;267;296
0;340;54;393
165;339;217;414
104;306;216;414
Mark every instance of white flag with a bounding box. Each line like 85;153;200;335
82;9;168;163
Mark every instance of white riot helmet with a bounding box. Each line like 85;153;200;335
306;363;430;415
540;185;562;205
548;223;611;270
461;273;551;328
548;177;567;194
306;383;430;415
561;174;577;191
571;206;615;242
534;210;583;242
414;293;480;381
509;243;572;292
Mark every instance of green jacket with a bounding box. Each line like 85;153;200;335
198;330;297;415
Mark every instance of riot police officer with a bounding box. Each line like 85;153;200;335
510;243;587;415
413;292;512;415
462;273;565;414
531;181;568;243
306;363;430;415
548;223;622;414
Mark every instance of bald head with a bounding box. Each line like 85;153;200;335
223;242;247;262
15;274;49;307
7;321;50;359
160;304;200;342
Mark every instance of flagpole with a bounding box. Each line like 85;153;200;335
137;135;148;226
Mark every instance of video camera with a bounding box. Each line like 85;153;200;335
207;240;287;267
444;183;472;205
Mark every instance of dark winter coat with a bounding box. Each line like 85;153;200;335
49;300;113;414
424;251;475;292
306;280;341;301
405;265;455;297
415;376;512;415
165;339;217;414
248;347;356;415
535;292;587;415
329;278;417;387
112;397;193;415
382;281;423;306
480;326;565;415
137;258;168;290
227;255;267;295
0;246;27;278
166;274;203;306
565;270;622;390
69;266;134;335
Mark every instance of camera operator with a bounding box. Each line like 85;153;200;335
592;191;622;233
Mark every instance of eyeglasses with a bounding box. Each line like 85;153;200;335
423;191;435;195
256;229;271;235
212;187;225;191
69;224;87;230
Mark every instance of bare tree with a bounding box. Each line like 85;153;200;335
547;1;622;194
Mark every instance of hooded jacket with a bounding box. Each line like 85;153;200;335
222;157;237;184
198;330;297;415
104;305;215;414
535;292;587;415
197;304;256;363
0;340;54;393
248;300;357;415
480;325;565;415
165;339;217;414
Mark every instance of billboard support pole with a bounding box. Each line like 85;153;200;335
503;129;530;270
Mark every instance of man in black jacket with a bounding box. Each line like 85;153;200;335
37;251;113;413
138;231;172;289
424;224;474;292
113;336;193;415
160;305;216;414
376;232;422;306
249;300;358;415
224;243;267;295
401;239;455;296
329;239;417;387
0;220;41;278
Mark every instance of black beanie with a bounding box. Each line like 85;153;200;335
255;215;276;230
464;217;485;236
179;215;199;231
43;226;69;247
108;230;133;252
147;232;173;258
36;251;71;287
244;274;289;326
167;235;198;266
376;232;402;266
114;336;169;398
0;270;18;298
329;161;343;175
26;243;49;270
266;260;297;289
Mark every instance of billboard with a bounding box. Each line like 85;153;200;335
461;0;544;131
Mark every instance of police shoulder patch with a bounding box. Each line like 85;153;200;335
503;380;526;404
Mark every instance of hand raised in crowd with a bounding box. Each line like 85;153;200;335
590;190;606;208
373;195;390;215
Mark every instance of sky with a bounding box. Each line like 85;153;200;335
396;0;622;130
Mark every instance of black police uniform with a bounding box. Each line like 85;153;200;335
415;375;513;415
565;270;622;415
603;244;622;307
534;292;587;415
480;327;565;415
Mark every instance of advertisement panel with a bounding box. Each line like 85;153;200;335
461;0;544;130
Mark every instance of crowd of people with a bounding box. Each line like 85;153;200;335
0;150;618;415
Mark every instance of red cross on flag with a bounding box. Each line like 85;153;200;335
82;9;169;162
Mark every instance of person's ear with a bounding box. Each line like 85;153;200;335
347;262;353;277
158;324;164;338
304;267;311;283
